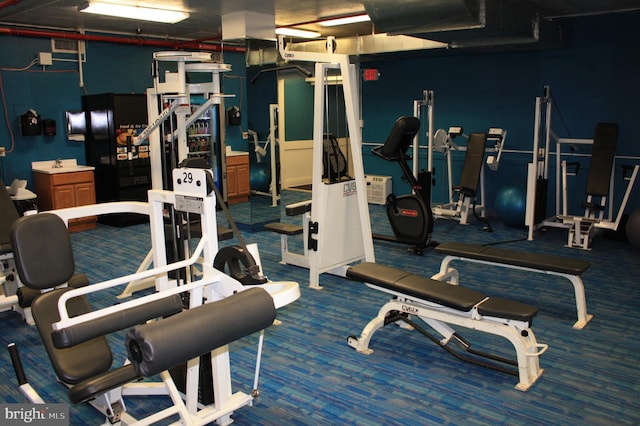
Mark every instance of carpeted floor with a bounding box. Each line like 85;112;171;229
1;193;639;425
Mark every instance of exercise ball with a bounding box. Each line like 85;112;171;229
625;208;640;250
495;185;526;228
250;166;270;193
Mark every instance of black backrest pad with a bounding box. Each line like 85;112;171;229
458;132;488;195
0;181;21;249
587;122;618;196
11;213;75;290
376;116;420;160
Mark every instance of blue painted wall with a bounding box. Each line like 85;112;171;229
361;12;640;216
1;12;638;218
0;36;247;187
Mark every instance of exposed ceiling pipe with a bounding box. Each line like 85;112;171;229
0;26;245;53
0;0;20;11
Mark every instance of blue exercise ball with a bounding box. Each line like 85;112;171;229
495;185;526;228
625;208;640;251
250;166;270;192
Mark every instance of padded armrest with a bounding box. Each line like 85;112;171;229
52;294;184;349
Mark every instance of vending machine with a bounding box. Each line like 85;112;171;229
83;93;151;226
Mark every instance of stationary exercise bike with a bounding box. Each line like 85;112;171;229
372;116;435;255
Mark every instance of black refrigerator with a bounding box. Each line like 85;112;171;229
83;93;151;226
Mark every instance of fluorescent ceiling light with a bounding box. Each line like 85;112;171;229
275;27;321;39
318;14;370;27
78;2;189;24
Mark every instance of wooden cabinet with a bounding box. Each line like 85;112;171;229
226;154;250;204
34;170;97;232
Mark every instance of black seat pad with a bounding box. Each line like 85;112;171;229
68;364;140;404
436;242;590;275
31;288;113;385
264;222;303;235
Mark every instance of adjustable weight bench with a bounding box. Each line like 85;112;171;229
433;241;592;329
346;262;546;391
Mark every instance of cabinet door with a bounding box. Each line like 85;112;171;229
227;165;238;198
74;182;96;206
237;164;250;196
52;184;77;209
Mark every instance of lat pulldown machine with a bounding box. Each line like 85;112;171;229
267;36;375;289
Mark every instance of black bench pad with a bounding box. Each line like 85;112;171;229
436;242;590;275
476;297;538;322
347;262;537;322
264;222;303;235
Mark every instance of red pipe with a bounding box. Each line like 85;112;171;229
0;26;246;53
0;0;20;10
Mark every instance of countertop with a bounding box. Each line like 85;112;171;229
32;159;95;175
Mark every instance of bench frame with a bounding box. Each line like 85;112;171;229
348;283;547;391
432;254;592;329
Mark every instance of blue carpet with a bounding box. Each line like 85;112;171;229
1;199;639;425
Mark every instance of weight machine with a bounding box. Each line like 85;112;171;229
9;167;300;425
275;36;375;289
136;51;233;192
120;51;236;298
432;126;507;225
525;86;639;249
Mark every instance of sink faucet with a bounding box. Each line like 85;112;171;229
53;158;63;168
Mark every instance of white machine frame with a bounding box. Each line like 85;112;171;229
277;36;375;289
432;127;507;225
19;168;299;425
135;51;233;192
525;86;639;249
347;282;547;391
249;103;281;207
120;51;235;299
